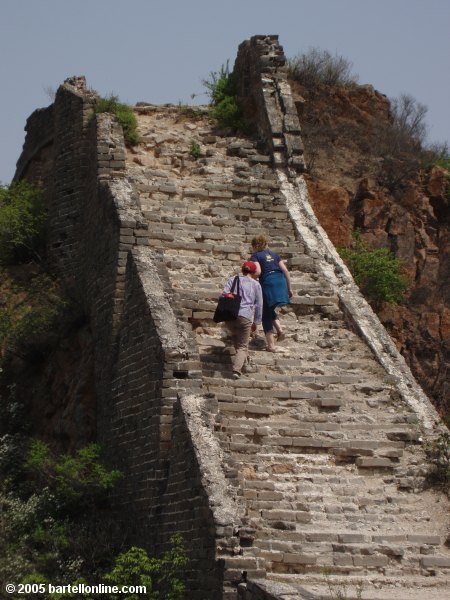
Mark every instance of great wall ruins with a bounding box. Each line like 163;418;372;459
14;35;449;599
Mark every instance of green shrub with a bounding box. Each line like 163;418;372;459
190;141;201;159
203;61;249;132
203;61;235;104
0;439;124;588
338;232;411;307
95;95;140;145
104;536;188;600
26;440;122;516
211;94;244;130
0;182;46;264
288;47;359;88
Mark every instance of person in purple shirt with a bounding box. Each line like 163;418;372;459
222;261;263;379
250;234;293;352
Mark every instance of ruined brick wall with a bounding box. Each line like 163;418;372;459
14;104;54;185
12;34;445;600
13;81;233;597
48;77;96;279
234;35;305;174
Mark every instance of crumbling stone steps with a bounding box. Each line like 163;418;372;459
127;109;450;591
242;497;421;521
214;416;418;439
270;574;450;600
237;483;432;529
243;526;450;578
211;387;410;417
138;191;298;223
252;534;447;565
245;501;424;526
211;391;410;422
216;429;408;455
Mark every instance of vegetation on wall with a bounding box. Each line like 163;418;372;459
95;95;140;146
203;61;249;132
189;141;201;159
338;232;411;307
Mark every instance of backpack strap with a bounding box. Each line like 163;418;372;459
230;275;241;296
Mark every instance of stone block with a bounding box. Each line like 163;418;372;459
282;553;317;565
408;535;441;545
334;553;354;566
262;510;297;521
283;113;302;134
338;533;367;544
353;555;388;567
318;398;342;409
421;556;450;568
356;457;393;468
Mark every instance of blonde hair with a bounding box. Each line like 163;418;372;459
251;234;268;252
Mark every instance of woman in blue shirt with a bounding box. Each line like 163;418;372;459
250;234;293;352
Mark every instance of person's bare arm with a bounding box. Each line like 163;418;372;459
279;260;293;298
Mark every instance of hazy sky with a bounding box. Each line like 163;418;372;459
1;0;449;183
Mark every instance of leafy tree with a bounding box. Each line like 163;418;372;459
104;536;188;600
0;434;189;598
0;181;46;264
26;441;122;516
0;440;123;587
338;232;411;307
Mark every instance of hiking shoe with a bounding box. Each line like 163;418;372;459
232;371;241;380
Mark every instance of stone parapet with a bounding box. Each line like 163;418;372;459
14;104;54;183
234;35;305;175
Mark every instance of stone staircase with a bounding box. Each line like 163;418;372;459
126;106;449;598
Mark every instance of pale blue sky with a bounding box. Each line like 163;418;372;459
1;0;449;183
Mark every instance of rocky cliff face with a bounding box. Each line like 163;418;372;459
290;80;449;419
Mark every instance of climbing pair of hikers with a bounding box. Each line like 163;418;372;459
214;234;293;379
